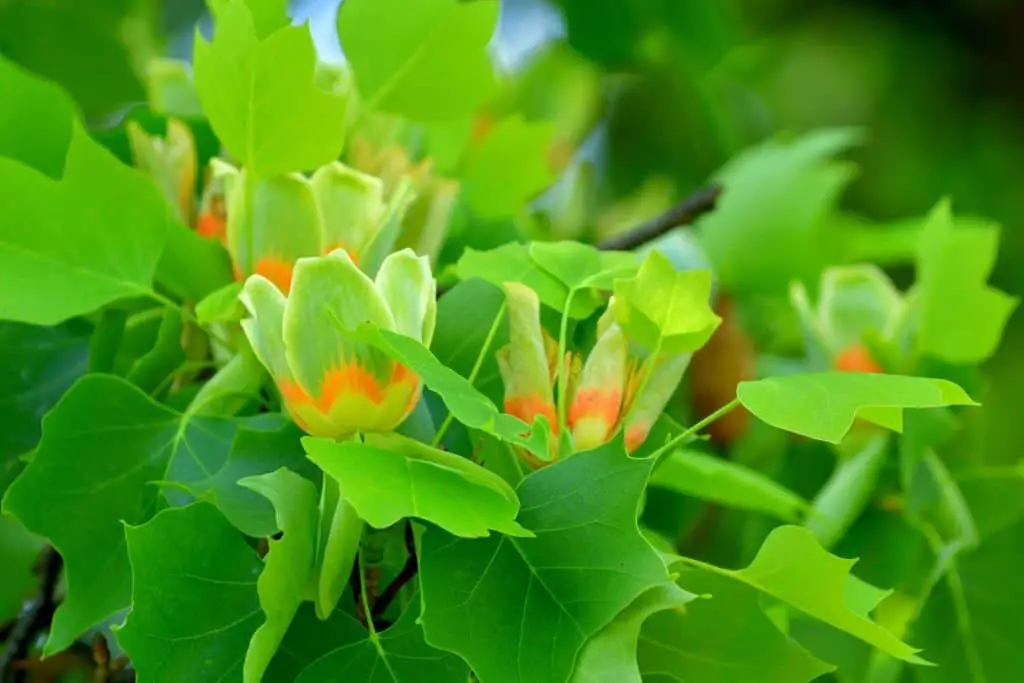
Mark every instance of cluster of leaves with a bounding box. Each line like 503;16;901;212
0;1;1019;683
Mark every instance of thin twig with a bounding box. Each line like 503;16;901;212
1;548;63;682
596;183;723;252
371;523;418;621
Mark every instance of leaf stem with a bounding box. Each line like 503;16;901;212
432;301;507;447
357;550;378;639
555;288;576;431
649;397;742;465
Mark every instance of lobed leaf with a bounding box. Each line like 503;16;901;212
194;0;349;178
239;468;319;683
338;0;498;122
612;250;721;355
737;372;977;444
0;58;170;325
639;567;835;683
116;503;263;682
1;376;299;652
304;435;527;538
461;115;557;219
914;200;1018;365
419;440;669;683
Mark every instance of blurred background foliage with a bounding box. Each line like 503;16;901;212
2;0;1023;679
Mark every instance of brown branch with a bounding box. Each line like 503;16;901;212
371;523;417;621
1;548;62;683
596;183;723;252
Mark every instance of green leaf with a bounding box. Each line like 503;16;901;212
0;513;45;622
806;433;890;549
736;372;978;444
638;567;834;683
461;115;556;219
116;503;262;683
910;520;1024;683
182;417;315;538
529;242;638;292
314;474;364;620
0;56;75;177
914;200;1018;365
194;0;349;178
343;322;537;452
419;441;669;683
0;320;89;492
208;0;289;39
649;449;810;522
612;250;722;355
684;525;926;663
0;60;170;325
304;435;527;538
0;1;152;118
572;583;698;683
431;278;508;404
1;375;243;653
239;468;319;683
274;599;469;683
338;0;498;122
155;219;234;302
457;244;599;319
126;308;185;394
696;128;862;296
196;282;246;326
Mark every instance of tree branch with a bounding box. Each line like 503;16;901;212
371;523;417;621
1;548;63;683
596;183;723;252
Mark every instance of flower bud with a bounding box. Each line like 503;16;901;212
126;118;196;223
240;249;436;439
791;264;906;371
196;158;237;242
497;286;693;463
226;170;322;294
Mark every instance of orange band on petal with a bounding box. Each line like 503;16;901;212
835;344;882;373
568;388;621;431
196;212;226;242
254;256;295;294
505;395;559;434
625;424;650;453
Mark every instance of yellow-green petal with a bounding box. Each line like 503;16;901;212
239;274;292;384
375;248;436;345
226;170;323;287
310;161;386;261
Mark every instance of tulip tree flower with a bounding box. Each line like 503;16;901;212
791;264;910;373
497;282;693;466
240;248;436;439
222;160;415;294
